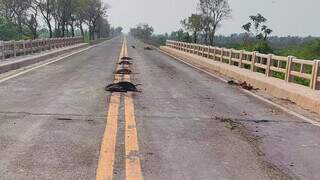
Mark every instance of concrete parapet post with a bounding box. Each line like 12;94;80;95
23;41;26;55
266;54;272;77
229;49;233;65
251;51;257;72
239;50;243;68
13;41;16;57
285;56;294;82
220;48;224;62
213;47;216;60
0;41;4;60
30;40;33;54
192;44;195;54
311;60;320;90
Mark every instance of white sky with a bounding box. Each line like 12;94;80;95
104;0;320;36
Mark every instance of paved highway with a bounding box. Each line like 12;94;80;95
0;36;320;180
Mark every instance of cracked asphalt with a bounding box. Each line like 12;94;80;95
0;37;122;179
1;36;320;180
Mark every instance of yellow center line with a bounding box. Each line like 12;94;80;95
96;39;126;180
123;45;143;179
96;37;142;180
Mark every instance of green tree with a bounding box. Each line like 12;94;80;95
198;0;231;45
181;14;203;43
242;13;272;41
130;23;154;40
0;17;19;40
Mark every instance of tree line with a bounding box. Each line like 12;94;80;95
0;0;122;41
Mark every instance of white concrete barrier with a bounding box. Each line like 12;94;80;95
0;37;83;61
166;40;320;90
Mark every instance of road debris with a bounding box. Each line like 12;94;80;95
227;80;238;86
121;56;133;60
144;46;153;50
131;45;136;49
227;80;258;91
118;61;133;65
57;117;72;121
240;81;254;90
105;81;138;92
115;68;132;74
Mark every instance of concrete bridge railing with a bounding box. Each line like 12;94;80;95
0;37;83;61
166;40;320;90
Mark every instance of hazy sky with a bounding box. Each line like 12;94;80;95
105;0;320;36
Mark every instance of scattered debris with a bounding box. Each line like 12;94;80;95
240;111;248;116
217;117;239;131
57;118;72;121
115;68;132;74
131;45;136;49
240;81;254;91
118;61;133;65
121;56;133;60
253;120;270;123
144;46;153;50
105;81;138;92
228;80;238;86
227;80;258;91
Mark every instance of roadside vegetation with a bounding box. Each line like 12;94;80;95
0;0;122;41
129;0;319;62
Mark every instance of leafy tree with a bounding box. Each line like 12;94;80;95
170;29;191;42
242;13;272;41
198;0;231;45
38;0;54;37
0;16;19;40
0;0;33;38
181;14;202;43
83;0;108;40
130;24;154;40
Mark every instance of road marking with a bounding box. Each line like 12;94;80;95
0;39;114;84
96;93;121;180
123;38;143;180
96;38;142;180
123;74;143;180
96;39;125;180
159;49;320;127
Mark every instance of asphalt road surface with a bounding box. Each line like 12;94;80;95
1;36;320;180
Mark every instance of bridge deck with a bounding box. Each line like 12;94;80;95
0;36;319;179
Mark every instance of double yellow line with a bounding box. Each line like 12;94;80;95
96;38;142;180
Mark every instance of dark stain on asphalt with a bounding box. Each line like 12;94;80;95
215;116;296;179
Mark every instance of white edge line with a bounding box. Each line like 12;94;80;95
0;39;113;84
158;49;320;127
